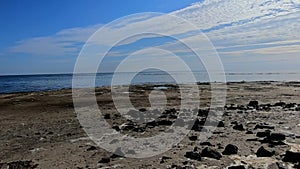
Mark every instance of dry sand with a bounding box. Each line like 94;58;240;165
0;81;300;169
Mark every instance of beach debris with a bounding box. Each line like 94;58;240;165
228;165;246;169
282;151;300;163
256;146;275;157
98;158;110;163
185;150;201;161
233;124;245;131
201;147;222;160
222;144;238;155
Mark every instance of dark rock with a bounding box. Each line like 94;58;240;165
284;103;296;109
256;130;271;138
98;158;110;163
112;125;120;131
233;124;245;131
185;151;201;161
217;121;225;127
256;146;275;157
191;119;204;131
157;120;173;126
139;108;147;112
268;133;286;141
222;144;238;155
104;113;111;119
282;151;300;163
197;109;209;116
146;120;157;128
87;145;97;151
200;142;213;146
254;124;275;130
201;147;222;160
228;166;246;169
160;156;172;163
248;100;259;108
274;101;286;107
189;136;197;141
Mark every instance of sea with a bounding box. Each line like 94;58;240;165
0;71;299;94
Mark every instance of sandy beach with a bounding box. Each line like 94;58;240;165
0;81;300;169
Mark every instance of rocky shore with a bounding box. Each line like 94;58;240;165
0;81;299;169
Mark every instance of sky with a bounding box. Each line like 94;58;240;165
0;0;300;75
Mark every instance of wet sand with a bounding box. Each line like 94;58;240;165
0;81;300;169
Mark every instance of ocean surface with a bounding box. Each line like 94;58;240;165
0;72;299;94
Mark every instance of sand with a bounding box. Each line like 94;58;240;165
0;81;300;169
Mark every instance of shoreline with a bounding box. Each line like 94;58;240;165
1;80;300;95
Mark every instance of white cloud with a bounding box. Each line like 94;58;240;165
4;0;300;72
9;24;101;56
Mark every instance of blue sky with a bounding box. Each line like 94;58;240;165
1;0;300;75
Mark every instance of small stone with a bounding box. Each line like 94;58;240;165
201;147;222;160
228;166;246;169
104;114;111;119
200;142;213;146
217;121;225;127
256;146;275;157
185;151;201;161
87;146;97;151
282;151;300;163
254;124;275;130
222;144;238;155
189;136;197;141
248;100;259;108
157;120;173;126
98;158;110;163
269;133;286;141
274;101;286;107
233;124;245;131
256;130;271;138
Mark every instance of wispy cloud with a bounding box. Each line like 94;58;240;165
3;0;300;72
8;24;101;56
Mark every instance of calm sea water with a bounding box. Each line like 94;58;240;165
0;72;299;94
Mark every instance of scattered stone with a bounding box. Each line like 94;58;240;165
200;142;213;146
222;144;238;155
274;101;286;107
268;133;286;141
98;158;110;163
254;124;275;130
201;147;222;160
157;120;173;126
248;100;259;108
256;130;271;138
87;145;97;151
233;124;245;131
217;121;225;127
189;136;197;141
104;113;111;119
256;146;275;157
228;166;246;169
282;151;300;163
160;156;172;163
185;151;201;161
